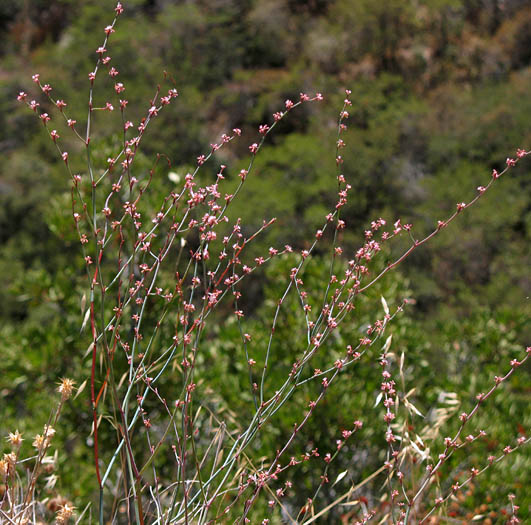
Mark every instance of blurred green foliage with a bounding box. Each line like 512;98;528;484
0;0;529;522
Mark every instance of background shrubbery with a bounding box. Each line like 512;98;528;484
0;1;529;522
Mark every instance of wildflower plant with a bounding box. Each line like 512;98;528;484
1;380;76;524
10;2;530;524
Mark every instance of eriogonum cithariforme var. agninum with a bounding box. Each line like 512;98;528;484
14;2;531;524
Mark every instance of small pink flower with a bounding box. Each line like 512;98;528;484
285;99;294;109
273;111;283;121
315;93;323;101
105;102;114;111
50;129;60;142
32;73;40;83
115;2;124;15
506;157;516;167
88;71;96;81
114;82;125;94
40;113;51;124
516;148;526;158
62;152;69;163
56;99;67;110
102;56;111;65
148;105;158;117
109;67;119;77
96;46;107;55
17;91;27;101
492;169;499;179
41;84;52;95
249;143;258;154
104;25;115;35
393;219;402;233
300;92;310;101
29;100;39;111
258;124;269;135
